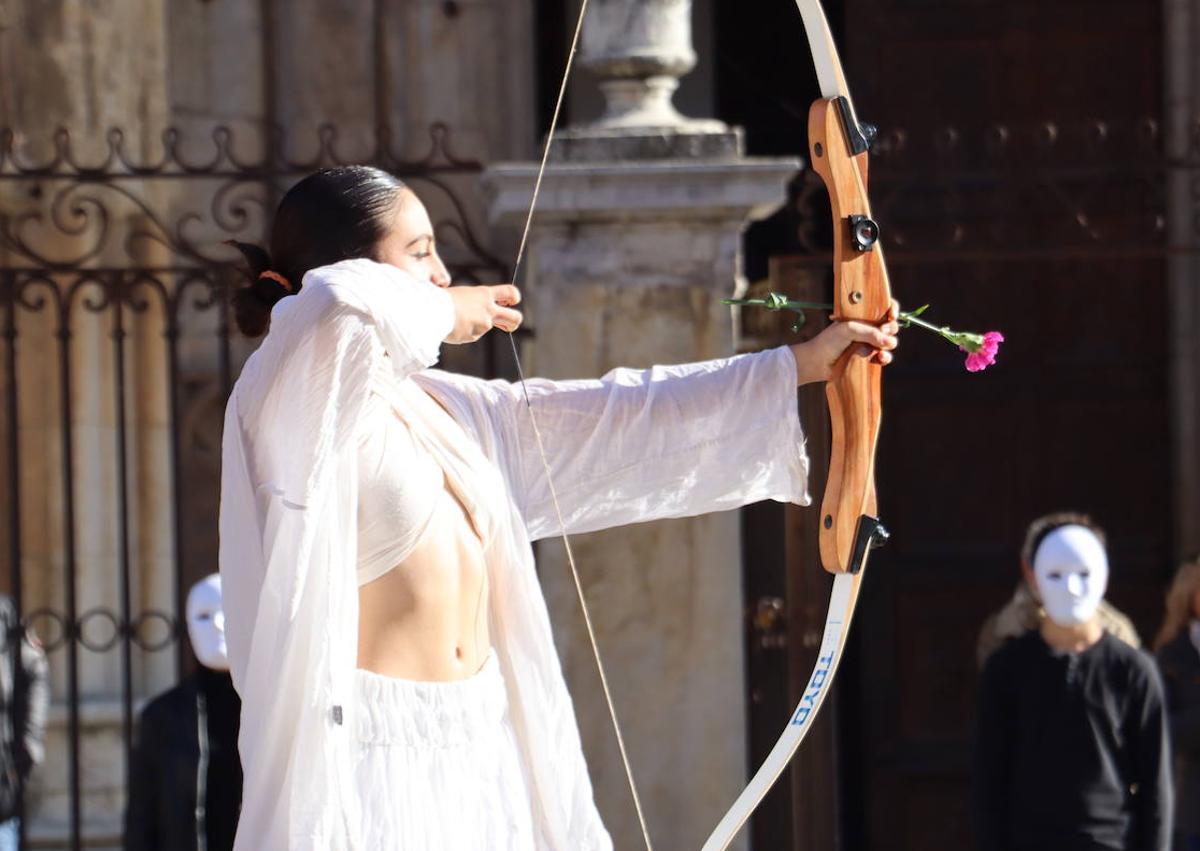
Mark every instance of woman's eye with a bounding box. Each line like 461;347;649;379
1079;571;1090;579
411;250;432;260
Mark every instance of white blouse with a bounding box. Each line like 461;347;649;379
219;258;811;850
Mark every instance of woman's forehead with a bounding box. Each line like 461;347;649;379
392;188;433;235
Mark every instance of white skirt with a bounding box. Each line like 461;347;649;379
352;653;538;850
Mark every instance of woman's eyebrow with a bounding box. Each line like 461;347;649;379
405;234;433;249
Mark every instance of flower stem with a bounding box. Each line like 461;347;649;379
723;295;964;346
724;296;932;326
722;294;1003;373
896;313;945;334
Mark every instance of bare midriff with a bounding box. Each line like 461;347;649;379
356;480;491;682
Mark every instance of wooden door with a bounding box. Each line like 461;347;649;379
844;2;1167;849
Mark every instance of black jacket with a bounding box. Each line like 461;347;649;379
124;667;243;851
974;630;1172;851
0;595;49;821
1157;631;1200;835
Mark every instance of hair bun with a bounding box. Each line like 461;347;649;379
226;240;293;337
257;270;293;293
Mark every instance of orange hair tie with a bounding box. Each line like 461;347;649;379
258;270;293;293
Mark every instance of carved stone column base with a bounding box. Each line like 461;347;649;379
589;76;725;133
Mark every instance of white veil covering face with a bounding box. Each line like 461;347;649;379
221;259;811;849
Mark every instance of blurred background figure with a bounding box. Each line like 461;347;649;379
0;595;48;851
1154;556;1200;851
976;513;1142;669
124;574;242;851
973;513;1173;851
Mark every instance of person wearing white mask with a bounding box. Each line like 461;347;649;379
1153;556;1200;851
125;574;243;851
186;574;229;671
973;513;1173;851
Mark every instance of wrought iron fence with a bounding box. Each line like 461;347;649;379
0;123;510;849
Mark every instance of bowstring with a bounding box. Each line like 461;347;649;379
502;2;655;849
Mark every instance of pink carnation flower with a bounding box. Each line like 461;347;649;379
961;331;1004;372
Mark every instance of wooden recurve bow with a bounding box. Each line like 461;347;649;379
700;0;893;846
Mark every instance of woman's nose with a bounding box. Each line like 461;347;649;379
1067;574;1085;596
431;256;451;287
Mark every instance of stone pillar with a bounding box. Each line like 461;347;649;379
578;0;720;133
483;3;797;848
1164;0;1200;560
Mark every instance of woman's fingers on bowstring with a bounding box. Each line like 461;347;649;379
488;284;522;307
473;284;522;333
483;284;523;332
445;285;522;342
492;305;523;333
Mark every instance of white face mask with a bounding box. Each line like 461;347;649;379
1032;525;1109;628
187;574;229;671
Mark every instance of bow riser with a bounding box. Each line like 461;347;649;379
822;355;882;573
808;97;892;575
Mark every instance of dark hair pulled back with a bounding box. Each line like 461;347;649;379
228;165;408;337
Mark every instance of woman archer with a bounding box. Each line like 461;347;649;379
218;165;899;850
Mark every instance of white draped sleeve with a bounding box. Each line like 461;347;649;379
415;346;811;541
219;260;451;849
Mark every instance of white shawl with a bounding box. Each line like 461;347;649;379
219;258;811;849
